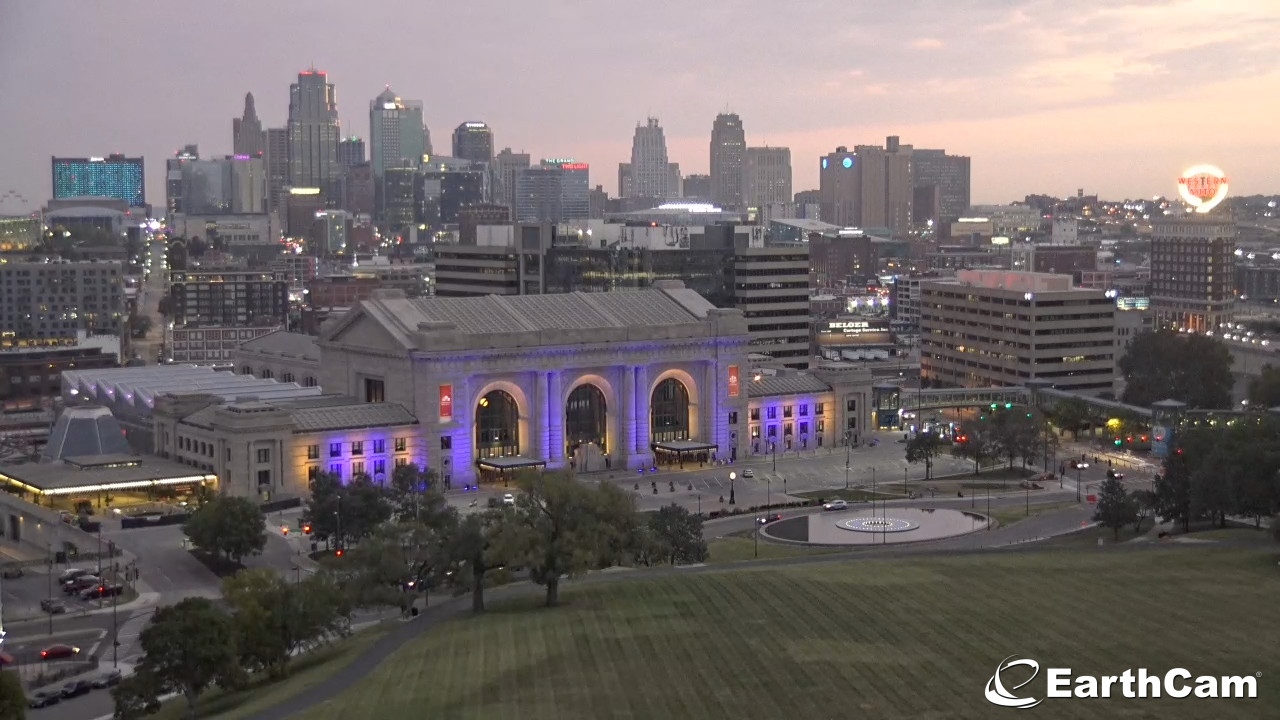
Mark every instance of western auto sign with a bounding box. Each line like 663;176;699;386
728;365;740;397
1177;165;1229;214
439;384;453;419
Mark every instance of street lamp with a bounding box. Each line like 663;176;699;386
844;462;850;489
1076;462;1089;502
729;471;737;505
771;442;777;473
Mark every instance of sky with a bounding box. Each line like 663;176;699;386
1;0;1278;214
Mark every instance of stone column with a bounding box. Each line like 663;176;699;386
537;371;551;462
547;371;564;462
620;365;636;465
634;364;650;454
704;359;720;453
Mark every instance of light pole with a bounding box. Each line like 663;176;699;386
771;442;777;473
844;462;850;490
1076;462;1089;502
729;471;736;505
766;477;771;514
46;543;53;636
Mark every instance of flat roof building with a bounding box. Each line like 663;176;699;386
919;270;1117;396
1150;217;1235;332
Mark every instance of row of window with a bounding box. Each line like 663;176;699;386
748;402;826;422
307;456;409;481
748;420;825;439
306;437;407;459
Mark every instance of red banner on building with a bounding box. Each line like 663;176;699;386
728;365;740;397
439;384;453;419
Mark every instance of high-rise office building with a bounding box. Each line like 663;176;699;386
0;261;125;339
52;155;145;207
710;112;745;209
1150;217;1236;332
617;163;633;198
452;122;494;164
232;92;266;158
170;155;265;215
732;245;811;367
379;167;418;236
683;174;712;202
819;147;858;226
338;136;366;170
265;128;290;213
514;160;590;223
743;147;792;209
912;149;970;225
819;137;913;236
493;148;530;211
166;145;199;216
628;118;671;201
369;87;425;178
417;168;485;229
287;69;341;197
668;163;683;199
920;270;1117;395
881;136;914;237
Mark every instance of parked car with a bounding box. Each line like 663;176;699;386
823;500;849;511
79;584;124;600
742;469;754;478
1;566;22;579
91;670;123;689
60;680;91;698
502;493;516;506
755;513;783;525
57;568;90;583
39;644;81;660
28;691;60;708
40;598;67;614
63;576;100;594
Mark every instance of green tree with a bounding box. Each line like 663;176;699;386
951;424;998;475
0;669;25;720
1130;488;1157;534
134;597;243;720
1049;397;1093;441
492;471;634;607
1094;471;1137;540
1119;330;1233;409
647;504;708;565
182;496;266;565
904;431;944;480
444;510;504;612
991;407;1041;472
110;671;161;720
1154;458;1193;533
1249;365;1280;410
222;568;343;679
388;464;444;523
345;510;455;613
304;472;392;546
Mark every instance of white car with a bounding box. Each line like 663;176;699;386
823;499;849;511
502;493;516;506
742;469;754;478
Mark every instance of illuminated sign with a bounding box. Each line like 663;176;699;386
728;365;740;397
560;163;589;171
465;122;487;128
1177;165;1229;213
439;384;453;419
543;157;576;165
842;157;853;169
289;187;322;196
827;321;871;331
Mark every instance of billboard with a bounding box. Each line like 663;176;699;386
439;384;453;419
814;318;893;347
1177;165;1228;213
728;365;740;397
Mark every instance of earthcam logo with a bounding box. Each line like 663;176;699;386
985;655;1258;708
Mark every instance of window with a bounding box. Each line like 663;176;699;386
817;419;825;433
395;437;407;452
373;459;385;477
815;403;825;415
846;399;857;412
372;439;385;454
784;422;793;437
364;377;385;403
351;441;363;456
440;435;452;450
329;463;342;478
256;448;270;464
225;447;231;461
307;466;318;483
749;408;760;421
329;443;342;458
395;456;408;468
751;425;761;439
783;405;793;418
728;411;738;425
766;407;777;420
847;418;857;429
307;444;319;460
799;404;808;417
768;425;777;437
799;422;809;436
256;469;270;486
353;461;365;477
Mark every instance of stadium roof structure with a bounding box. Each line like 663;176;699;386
61;365;322;411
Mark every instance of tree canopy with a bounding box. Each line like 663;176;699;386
0;670;25;720
1093;471;1137;540
1247;364;1280;409
132;597;243;719
182;495;266;565
904;431;944;480
1118;330;1233;409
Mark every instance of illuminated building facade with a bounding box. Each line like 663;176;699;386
514;160;589;223
744;368;873;451
452;122;494;164
317;284;751;485
0;260;125;340
1149;218;1235;332
52;155;145;207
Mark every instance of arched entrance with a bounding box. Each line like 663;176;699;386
650;378;690;443
565;384;607;457
475;390;519;459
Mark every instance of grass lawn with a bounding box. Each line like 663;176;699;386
1183;526;1275;542
792;488;885;502
705;536;840;564
304;549;1280;720
987;501;1082;528
150;622;393;720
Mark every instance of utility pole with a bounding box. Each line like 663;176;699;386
110;540;118;668
47;544;53;636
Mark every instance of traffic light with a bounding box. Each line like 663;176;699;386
303;524;312;535
1004;403;1013;409
335;548;344;557
990;403;997;410
1114;437;1122;446
281;526;289;536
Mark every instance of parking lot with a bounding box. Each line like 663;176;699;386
2;563;129;622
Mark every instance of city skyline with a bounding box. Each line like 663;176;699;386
1;0;1278;213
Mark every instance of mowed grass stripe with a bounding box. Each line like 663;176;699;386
296;549;1280;720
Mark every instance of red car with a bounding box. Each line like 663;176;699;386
40;644;80;661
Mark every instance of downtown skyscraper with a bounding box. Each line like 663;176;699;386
627;118;671;201
232;92;266;157
369;86;426;178
452;122;494;164
287;69;341;196
710;112;745;209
